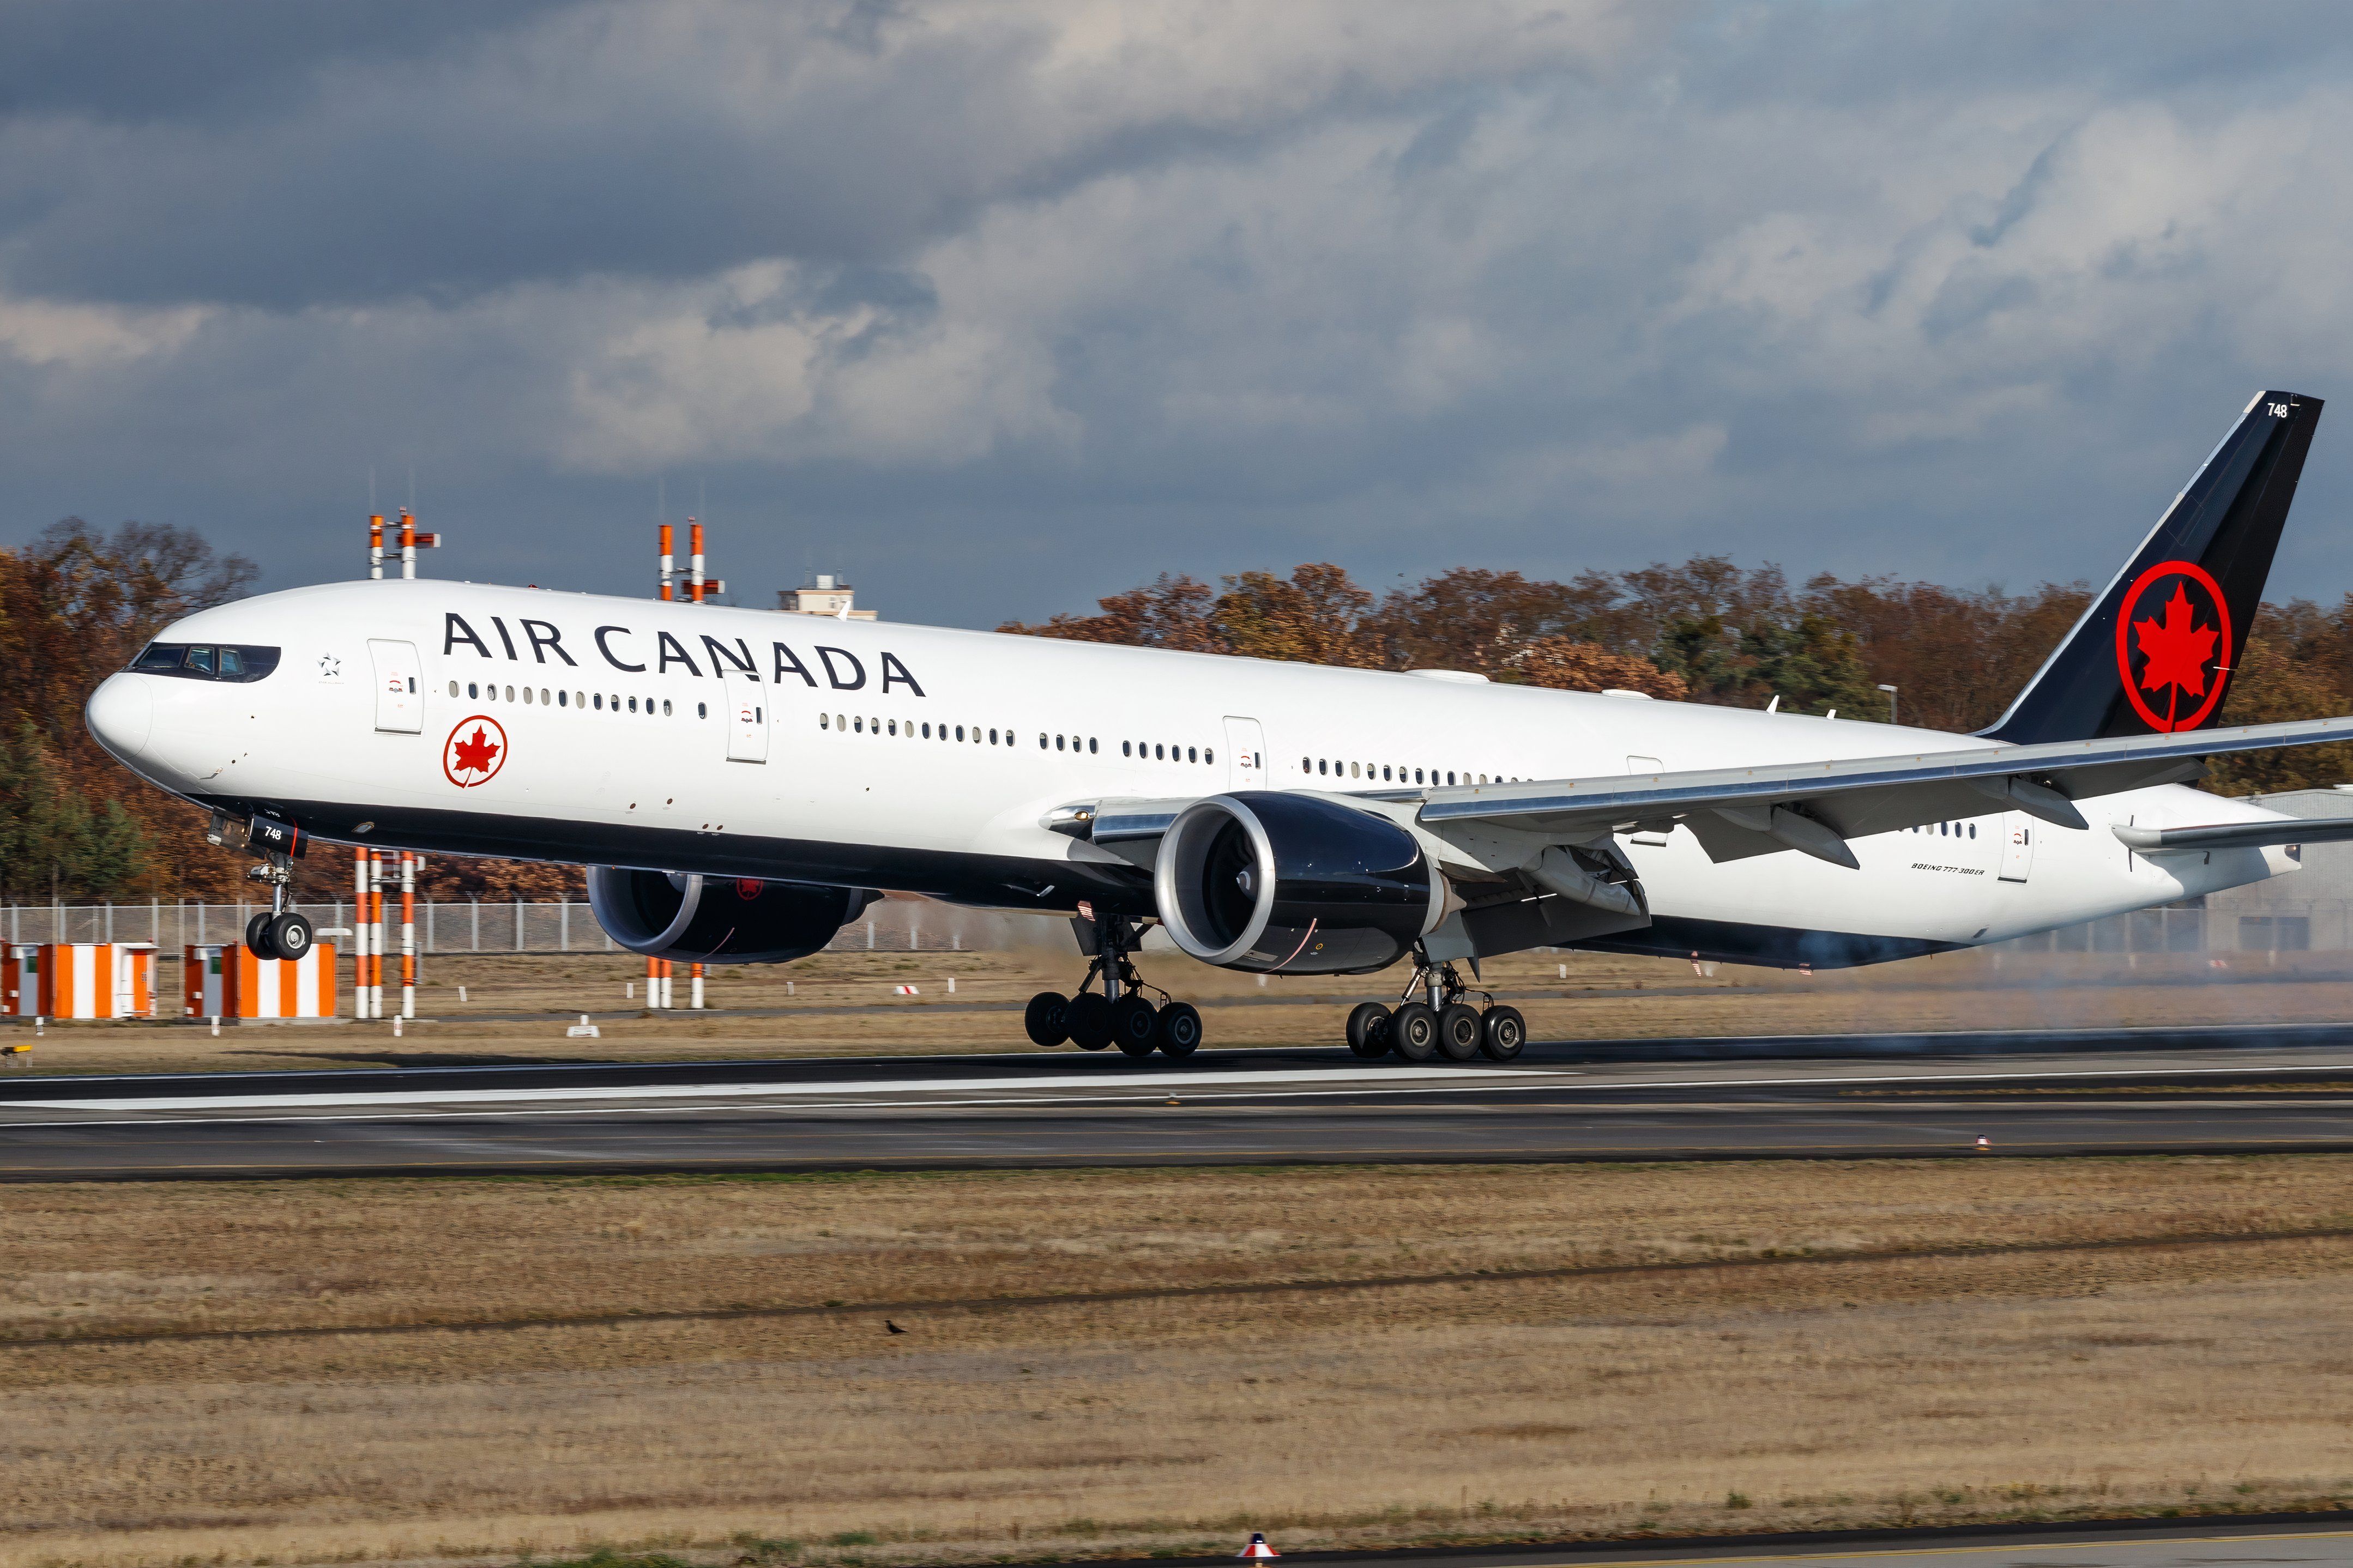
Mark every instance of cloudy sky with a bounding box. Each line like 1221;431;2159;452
7;0;2353;626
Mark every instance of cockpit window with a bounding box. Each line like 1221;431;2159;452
128;644;281;683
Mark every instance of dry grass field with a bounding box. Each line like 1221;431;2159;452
5;1158;2353;1568
6;942;2351;1077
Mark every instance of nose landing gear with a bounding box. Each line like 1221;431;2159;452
1024;914;1203;1058
1347;949;1524;1063
222;812;315;961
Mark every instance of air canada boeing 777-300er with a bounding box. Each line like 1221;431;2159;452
83;389;2353;1061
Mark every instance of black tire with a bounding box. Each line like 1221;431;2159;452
1390;1001;1438;1061
1345;1001;1392;1058
1155;1001;1202;1058
1437;1003;1483;1062
1067;991;1114;1050
1480;1004;1527;1061
268;911;314;962
245;911;277;960
1023;991;1070;1048
1111;995;1159;1057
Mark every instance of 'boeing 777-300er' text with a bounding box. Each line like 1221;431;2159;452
85;389;2353;1062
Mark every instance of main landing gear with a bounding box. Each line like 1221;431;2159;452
1024;915;1203;1059
1344;948;1523;1064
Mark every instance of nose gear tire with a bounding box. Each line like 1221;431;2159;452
1480;1004;1526;1061
1437;1003;1484;1061
1111;995;1159;1057
1390;1001;1439;1061
1345;1001;1393;1058
267;911;314;962
1023;991;1071;1048
245;911;277;961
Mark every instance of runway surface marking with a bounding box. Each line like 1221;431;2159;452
1;1062;1486;1113
8;1222;2345;1353
14;1057;2353;1123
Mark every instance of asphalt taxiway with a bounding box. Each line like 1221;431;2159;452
5;1025;2353;1178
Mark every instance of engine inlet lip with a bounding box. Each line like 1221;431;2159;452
1155;795;1276;966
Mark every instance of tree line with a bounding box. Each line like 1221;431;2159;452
9;522;2351;901
1002;558;2353;795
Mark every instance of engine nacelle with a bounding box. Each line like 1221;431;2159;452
587;867;878;965
1153;791;1441;974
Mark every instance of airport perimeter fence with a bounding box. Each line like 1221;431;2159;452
2;899;1071;956
3;898;2341;960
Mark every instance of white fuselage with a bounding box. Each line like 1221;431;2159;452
86;579;2297;968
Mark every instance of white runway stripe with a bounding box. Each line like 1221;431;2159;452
11;1063;1486;1114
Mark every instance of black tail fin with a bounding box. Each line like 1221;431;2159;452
1982;389;2324;744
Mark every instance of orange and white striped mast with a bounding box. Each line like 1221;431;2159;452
369;515;385;580
658;522;674;601
688;518;705;603
400;852;417;1019
353;846;370;1018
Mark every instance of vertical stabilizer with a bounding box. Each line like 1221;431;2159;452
1983;390;2322;744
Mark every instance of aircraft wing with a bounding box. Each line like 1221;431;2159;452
2114;816;2353;853
1416;714;2353;869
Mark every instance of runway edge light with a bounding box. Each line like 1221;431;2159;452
1237;1533;1278;1559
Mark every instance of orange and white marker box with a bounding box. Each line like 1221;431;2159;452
8;944;156;1019
182;943;339;1020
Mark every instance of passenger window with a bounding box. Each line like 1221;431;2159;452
629;696;638;713
559;691;569;707
1088;737;1098;754
185;646;214;674
991;728;999;745
1188;747;1198;764
660;698;669;715
506;686;516;702
469;682;480;699
1155;744;1165;760
448;681;460;698
1205;748;1213;765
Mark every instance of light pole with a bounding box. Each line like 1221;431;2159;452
1877;683;1899;725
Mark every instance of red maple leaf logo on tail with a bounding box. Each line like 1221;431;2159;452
451;725;500;775
2134;584;2219;699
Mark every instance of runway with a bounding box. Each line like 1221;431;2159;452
6;1025;2353;1178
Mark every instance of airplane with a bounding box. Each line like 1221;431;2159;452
83;389;2353;1064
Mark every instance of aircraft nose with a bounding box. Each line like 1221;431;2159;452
86;673;154;759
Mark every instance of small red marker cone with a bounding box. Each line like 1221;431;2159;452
1238;1533;1278;1559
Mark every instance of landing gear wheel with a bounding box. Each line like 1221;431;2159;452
1024;991;1071;1048
1480;1004;1526;1061
245;911;278;960
1390;1001;1439;1062
267;911;314;963
1066;991;1114;1050
1345;1002;1393;1059
1111;995;1159;1057
1437;1003;1484;1062
1154;1001;1202;1058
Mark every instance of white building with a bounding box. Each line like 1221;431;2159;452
777;573;877;620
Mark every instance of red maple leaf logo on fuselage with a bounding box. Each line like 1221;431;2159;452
2133;584;2219;704
451;725;500;776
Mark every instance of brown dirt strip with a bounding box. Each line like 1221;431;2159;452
8;1220;2347;1355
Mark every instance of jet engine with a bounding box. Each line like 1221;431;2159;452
1153;791;1443;974
587;868;878;965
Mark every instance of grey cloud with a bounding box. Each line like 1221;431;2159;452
7;1;2353;633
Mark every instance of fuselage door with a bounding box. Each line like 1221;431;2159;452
1223;716;1266;790
1999;812;2035;882
722;669;768;762
368;639;422;733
